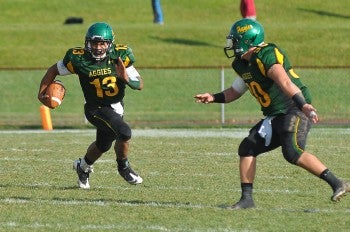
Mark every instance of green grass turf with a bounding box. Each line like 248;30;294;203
0;1;349;231
0;68;349;129
0;0;349;68
0;128;349;231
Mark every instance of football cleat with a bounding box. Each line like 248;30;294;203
73;158;93;189
331;181;350;202
118;166;143;185
227;197;255;210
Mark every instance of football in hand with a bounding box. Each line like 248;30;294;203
44;80;66;109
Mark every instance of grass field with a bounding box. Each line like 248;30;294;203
1;0;350;68
0;1;349;231
0;128;349;231
0;68;349;129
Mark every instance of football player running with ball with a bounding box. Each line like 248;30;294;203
195;18;350;209
38;22;143;189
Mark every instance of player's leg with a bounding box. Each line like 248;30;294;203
228;120;280;210
239;156;256;183
278;111;350;202
94;106;143;185
115;139;143;184
111;115;143;184
228;156;256;210
296;151;326;176
73;129;114;189
73;105;115;189
296;152;350;201
152;0;164;24
72;141;105;189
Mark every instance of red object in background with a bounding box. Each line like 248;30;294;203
240;0;257;19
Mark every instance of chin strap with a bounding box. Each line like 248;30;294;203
92;53;107;61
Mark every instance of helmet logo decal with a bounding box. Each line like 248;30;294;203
236;24;253;34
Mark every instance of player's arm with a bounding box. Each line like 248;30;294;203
194;77;247;104
267;64;318;122
38;60;72;105
115;57;143;90
38;64;59;105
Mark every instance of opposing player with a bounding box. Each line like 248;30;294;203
195;18;350;209
38;22;144;189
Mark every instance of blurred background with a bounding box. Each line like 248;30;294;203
1;0;349;128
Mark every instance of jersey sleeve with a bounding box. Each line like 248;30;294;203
57;60;72;76
231;77;248;94
258;44;312;103
61;48;76;74
256;44;292;75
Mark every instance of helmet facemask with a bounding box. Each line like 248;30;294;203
224;35;244;58
85;37;112;60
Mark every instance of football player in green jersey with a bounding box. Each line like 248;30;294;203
195;18;349;209
38;22;144;189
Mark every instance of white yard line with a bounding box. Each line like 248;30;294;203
0;221;239;232
0;128;248;138
0;128;350;137
1;197;349;214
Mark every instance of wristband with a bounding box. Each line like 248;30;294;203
292;92;307;110
213;92;225;103
127;79;141;90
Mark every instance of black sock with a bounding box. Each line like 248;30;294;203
117;158;129;169
319;169;342;191
84;156;93;165
241;183;253;198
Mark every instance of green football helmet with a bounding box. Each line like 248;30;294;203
224;18;264;58
85;22;115;60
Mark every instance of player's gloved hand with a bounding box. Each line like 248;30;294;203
115;57;129;83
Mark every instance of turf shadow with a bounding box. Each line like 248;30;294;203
297;8;350;19
149;36;221;48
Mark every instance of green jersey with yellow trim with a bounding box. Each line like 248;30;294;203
62;44;136;106
232;43;311;116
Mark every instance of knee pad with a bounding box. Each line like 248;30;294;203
281;145;302;164
238;137;258;157
280;114;309;165
109;116;131;141
96;140;113;153
117;123;131;141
